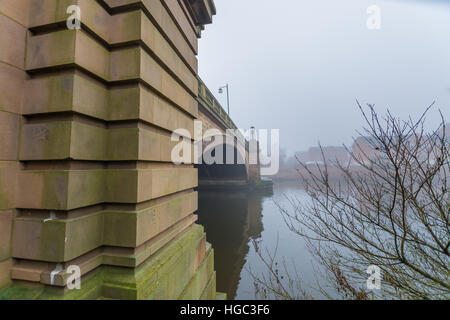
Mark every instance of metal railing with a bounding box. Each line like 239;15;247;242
197;77;252;151
198;77;237;130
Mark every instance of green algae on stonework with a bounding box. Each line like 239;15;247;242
215;292;227;300
107;225;203;287
0;266;105;300
0;225;216;300
169;196;183;218
108;225;207;300
15;194;197;264
0;285;45;300
39;268;105;300
200;271;217;300
139;245;203;298
178;245;215;300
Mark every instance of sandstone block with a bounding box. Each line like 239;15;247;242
0;62;26;114
0;111;20;161
0;13;26;68
0;210;13;260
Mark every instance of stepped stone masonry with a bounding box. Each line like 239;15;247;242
0;0;222;299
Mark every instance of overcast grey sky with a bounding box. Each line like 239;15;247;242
198;0;450;154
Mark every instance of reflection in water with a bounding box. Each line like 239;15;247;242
198;181;335;300
197;191;270;299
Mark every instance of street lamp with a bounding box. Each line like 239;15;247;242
219;84;230;115
250;126;256;140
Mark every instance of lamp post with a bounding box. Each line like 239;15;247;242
250;126;256;140
219;84;230;115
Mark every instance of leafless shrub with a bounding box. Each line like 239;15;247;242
247;237;313;300
253;103;449;300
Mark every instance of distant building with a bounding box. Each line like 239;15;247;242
352;123;449;166
351;136;383;164
296;146;350;165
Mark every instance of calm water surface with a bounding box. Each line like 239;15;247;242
197;181;326;300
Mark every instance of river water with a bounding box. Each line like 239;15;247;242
197;180;328;300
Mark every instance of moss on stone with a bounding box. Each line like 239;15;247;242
0;224;217;300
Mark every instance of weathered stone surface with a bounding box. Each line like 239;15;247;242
0;62;26;115
1;224;215;300
23;72;196;136
27;0;74;27
0;0;219;300
104;224;208;300
26;30;198;117
12;192;198;262
11;213;198;286
26;30;77;70
200;272;217;300
0;161;19;210
0;0;30;26
179;244;215;300
20;121;72;160
0;259;12;289
0;112;20;161
0;11;26;69
29;0;198;90
161;0;199;52
1;266;105;300
104;0;198;71
23;72;76;116
16;168;197;210
0;210;13;261
149;168;197;200
11;261;49;283
19;119;196;162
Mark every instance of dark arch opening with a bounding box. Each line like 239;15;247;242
196;142;248;183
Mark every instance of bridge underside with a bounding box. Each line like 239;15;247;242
197;142;249;190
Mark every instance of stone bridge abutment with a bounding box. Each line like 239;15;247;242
0;0;238;300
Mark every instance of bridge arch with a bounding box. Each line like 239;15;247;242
196;134;249;188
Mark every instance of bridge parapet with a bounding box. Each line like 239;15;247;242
197;79;265;189
198;78;237;130
198;78;248;154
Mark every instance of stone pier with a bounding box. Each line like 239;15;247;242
0;0;219;300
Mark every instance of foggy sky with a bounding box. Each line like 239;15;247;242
198;0;450;154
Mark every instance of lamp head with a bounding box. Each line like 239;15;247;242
219;87;223;94
250;126;256;140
